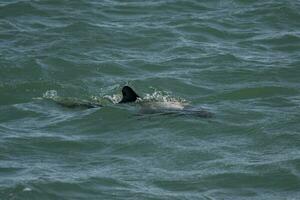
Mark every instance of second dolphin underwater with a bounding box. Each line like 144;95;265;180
55;86;213;118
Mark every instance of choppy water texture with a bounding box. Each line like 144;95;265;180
1;0;300;199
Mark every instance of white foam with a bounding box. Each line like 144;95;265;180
43;90;58;99
142;90;188;104
139;89;189;111
23;187;32;192
103;94;122;104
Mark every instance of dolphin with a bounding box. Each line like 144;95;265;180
119;86;212;118
54;86;212;118
119;86;140;103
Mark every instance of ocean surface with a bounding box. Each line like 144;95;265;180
1;0;300;199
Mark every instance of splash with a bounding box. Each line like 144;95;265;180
141;89;188;104
102;94;122;104
138;89;189;111
43;90;58;100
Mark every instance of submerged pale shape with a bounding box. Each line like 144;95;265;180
140;100;186;111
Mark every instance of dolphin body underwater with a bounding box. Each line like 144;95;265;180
55;86;212;118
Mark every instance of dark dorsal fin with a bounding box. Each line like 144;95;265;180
119;86;139;103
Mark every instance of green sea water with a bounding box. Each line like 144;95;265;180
1;0;300;199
